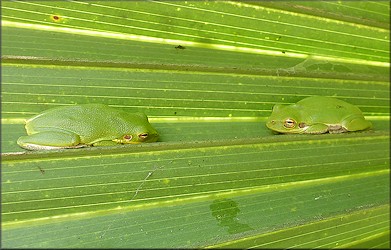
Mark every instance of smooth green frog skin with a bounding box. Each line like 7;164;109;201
17;104;159;150
266;96;372;134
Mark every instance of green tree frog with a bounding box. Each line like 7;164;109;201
17;104;159;150
266;96;372;134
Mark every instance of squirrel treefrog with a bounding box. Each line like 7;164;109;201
17;104;159;150
266;96;372;134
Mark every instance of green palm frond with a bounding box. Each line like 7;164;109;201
1;1;389;248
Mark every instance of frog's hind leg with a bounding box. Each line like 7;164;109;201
343;115;372;132
17;131;82;150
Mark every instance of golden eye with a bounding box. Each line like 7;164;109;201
123;135;132;141
284;119;296;128
138;133;149;139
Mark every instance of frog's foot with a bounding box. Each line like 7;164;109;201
17;131;81;151
328;125;348;134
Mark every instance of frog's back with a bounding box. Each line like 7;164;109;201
26;104;133;139
297;96;364;117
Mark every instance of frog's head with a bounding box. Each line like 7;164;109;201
266;104;307;134
113;113;159;144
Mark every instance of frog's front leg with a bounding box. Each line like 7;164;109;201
302;123;330;134
91;140;119;147
17;131;83;150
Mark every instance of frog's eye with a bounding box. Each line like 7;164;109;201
284;119;296;128
138;133;149;140
123;135;133;141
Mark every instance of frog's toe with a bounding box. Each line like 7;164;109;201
327;125;348;133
